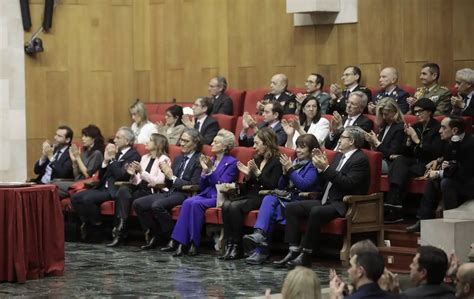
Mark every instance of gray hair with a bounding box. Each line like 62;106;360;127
214;76;228;92
344;126;366;149
215;129;235;153
181;128;202;152
456;68;474;85
129;100;148;124
349;91;368;108
118;126;135;145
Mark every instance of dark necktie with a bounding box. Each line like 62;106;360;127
194;121;200;131
344;90;350;98
176;156;189;179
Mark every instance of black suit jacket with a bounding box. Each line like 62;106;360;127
402;284;456;299
239;121;287;147
442;134;474;182
197;116;220;145
452;95;474;118
34;146;74;182
165;152;202;191
401;118;444;164
211;94;233;115
262;90;297;115
321;149;370;216
373;86;410;114
324;114;374;150
327;85;372;115
99;147;141;197
376;122;405;160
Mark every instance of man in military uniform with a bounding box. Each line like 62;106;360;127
256;73;296;115
295;73;331;114
369;67;409;114
328;66;372;115
407;63;451;116
451;68;474;118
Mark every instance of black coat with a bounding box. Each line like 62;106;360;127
34;146;74;182
324;114;374;150
210;93;233;115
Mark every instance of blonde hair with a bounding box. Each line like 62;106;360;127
129;100;148;126
216;129;235;153
281;266;321;299
375;97;404;126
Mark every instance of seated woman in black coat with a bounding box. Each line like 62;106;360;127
220;127;283;260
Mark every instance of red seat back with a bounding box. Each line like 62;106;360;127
144;103;160;115
133;144;149;156
279;146;296;159
399;85;416;97
322;114;333;122
148;114;166;124
448;85;456;97
234;115;265;143
213;114;237;132
243;88;270;115
225;88;246;116
403;115;418;126
368;87;380;97
364;114;379;134
230;146;256;183
282;114;298;122
433;115;472;134
202;144;213;157
169;145;182;162
288;87;306;95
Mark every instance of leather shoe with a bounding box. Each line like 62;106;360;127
80;222;87;241
245;251;268;265
273;250;299;267
188;243;198;256
172;244;184;257
141;236;158;250
287;251;312;268
160;240;177;252
406;221;421;233
243;229;267;256
219;244;233;260
106;236;122;247
225;244;241;260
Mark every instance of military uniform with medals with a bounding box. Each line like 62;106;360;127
260;90;297;115
374;86;410;114
414;84;451;116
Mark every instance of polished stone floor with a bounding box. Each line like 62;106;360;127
1;242;348;298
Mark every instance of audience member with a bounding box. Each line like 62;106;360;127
275;126;370;268
283;96;330;147
129;100;158;144
161;129;238;256
155;105;186;145
325;91;374;150
384;98;443;224
281;266;322;299
295;73;331;114
182;96;220;145
328;66;372;115
221;128;283;260
132;129;202;249
56;124;104;198
256;74;296;115
407;63;451;116
365;98;405;174
208;76;233;115
369;67;409;114
403;245;456;298
243;134;319;265
71;127;140;241
239;101;287;146
106;133;171;247
34;125;74;184
407;116;474;232
451;68;474;118
456;263;474;299
330;252;396;299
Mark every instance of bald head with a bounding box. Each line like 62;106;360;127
379;67;399;90
456;263;474;298
270;73;288;95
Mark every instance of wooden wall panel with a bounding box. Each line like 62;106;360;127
24;0;474;176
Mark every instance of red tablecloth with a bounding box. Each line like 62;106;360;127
0;185;64;283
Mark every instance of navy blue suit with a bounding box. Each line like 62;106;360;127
373;86;410;114
34;146;74;183
346;282;398;299
239;121;287;147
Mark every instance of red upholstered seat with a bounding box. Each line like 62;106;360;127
213;114;237;132
100;201;115;216
148;114;166;124
369;87;380;97
133;143;148;156
244;210;259;227
380;175;427;194
172;206;181;220
230;146;256;183
202;144;213;157
288;87;306;95
234;115;264;144
169;145;182;162
399;85;416;97
243;88;270;115
279;146;296;159
321;218;347;235
225;88;246;116
144;103;160;115
205;208;220;224
364;113;379;133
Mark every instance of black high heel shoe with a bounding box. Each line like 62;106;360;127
160;240;177;252
219;243;233;260
172;244;184;257
188;243;198;256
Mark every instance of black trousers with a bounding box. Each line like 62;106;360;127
71;187;110;224
115;185;152;220
388;156;426;200
284;200;340;250
132;191;187;238
222;196;263;244
418;177;474;219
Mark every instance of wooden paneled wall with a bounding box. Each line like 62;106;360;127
25;0;474;176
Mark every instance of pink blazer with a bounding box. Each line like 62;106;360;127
131;154;171;187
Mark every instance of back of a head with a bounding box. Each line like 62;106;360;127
350;239;379;258
281;266;321;299
418;245;449;285
356;252;386;282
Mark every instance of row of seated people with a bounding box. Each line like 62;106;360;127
145;65;474;120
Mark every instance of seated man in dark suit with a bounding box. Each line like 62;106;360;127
133;128;203;249
407;116;474;232
182;96;220;145
34;125;74;184
239;101;287;146
71;127;141;241
403;245;456;298
328;66;372;115
451;68;474;118
325;91;374;150
256;73;296;115
369;67;409;114
330;252;397;299
275;126;370;268
208;76;233;115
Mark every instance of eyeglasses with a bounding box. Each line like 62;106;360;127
180;139;192;144
413;109;425;115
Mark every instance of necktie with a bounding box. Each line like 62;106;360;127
41;150;62;184
176;156;189;179
344;117;353;128
321;154;346;205
194;121;200;131
344;90;350;98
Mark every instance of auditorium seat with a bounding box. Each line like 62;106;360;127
145;102;193;116
288;87;306;95
399;85;416;97
243;88;270;115
225;88;246;116
148;114;165;125
133;143;149;156
213;114;237;132
369;87;380;97
234;115;264;144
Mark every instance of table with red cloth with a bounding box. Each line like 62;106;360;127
0;184;64;283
